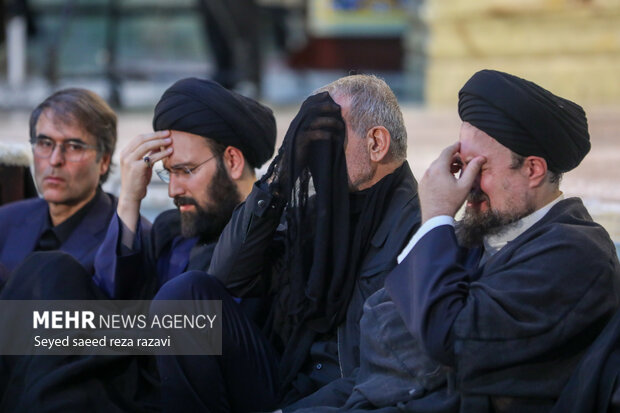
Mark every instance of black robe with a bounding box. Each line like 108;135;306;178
386;197;620;412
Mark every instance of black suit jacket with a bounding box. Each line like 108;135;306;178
386;198;620;412
94;209;219;299
0;190;116;279
210;163;422;405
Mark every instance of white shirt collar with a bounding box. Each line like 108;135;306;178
482;194;565;261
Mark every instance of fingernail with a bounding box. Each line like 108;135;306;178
164;138;172;142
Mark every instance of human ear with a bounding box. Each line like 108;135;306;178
525;156;548;188
223;146;246;180
367;126;391;163
99;153;111;176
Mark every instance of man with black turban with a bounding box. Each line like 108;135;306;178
380;69;620;412
0;78;276;412
150;74;422;412
93;77;276;299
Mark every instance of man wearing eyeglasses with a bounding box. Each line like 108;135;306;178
0;88;117;283
0;78;275;412
92;77;276;299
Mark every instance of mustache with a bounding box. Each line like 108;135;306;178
174;196;199;209
43;167;66;179
467;188;488;204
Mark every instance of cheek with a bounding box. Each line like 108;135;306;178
344;141;366;175
478;174;503;207
33;157;47;181
478;174;492;195
189;179;211;208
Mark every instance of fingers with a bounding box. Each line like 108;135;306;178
122;130;171;159
305;91;340;110
458;155;486;188
144;146;173;166
438;142;460;165
299;93;342;121
134;135;172;162
307;116;345;132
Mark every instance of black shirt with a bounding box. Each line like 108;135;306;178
35;188;103;251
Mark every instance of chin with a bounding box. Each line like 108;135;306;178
42;190;68;204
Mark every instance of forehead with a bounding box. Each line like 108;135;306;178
458;122;512;163
164;130;212;165
36;109;93;143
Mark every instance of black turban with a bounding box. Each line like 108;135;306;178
458;69;590;173
153;78;276;168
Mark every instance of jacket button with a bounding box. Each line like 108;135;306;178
316;363;322;370
257;199;266;208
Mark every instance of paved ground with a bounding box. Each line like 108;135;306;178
1;104;619;241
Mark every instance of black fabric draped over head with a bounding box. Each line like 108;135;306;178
458;69;590;173
153;77;276;168
259;92;411;402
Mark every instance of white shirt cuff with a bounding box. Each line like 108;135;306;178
397;215;455;263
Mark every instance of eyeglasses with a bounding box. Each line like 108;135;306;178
155;155;217;183
32;136;98;162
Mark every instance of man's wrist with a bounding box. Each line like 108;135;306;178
421;205;459;225
116;197;141;232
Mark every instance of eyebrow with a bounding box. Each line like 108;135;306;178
36;134;87;144
169;162;192;169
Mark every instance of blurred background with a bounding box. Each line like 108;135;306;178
0;0;619;248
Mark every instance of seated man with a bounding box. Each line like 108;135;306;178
0;78;276;412
94;77;276;299
384;69;620;412
0;88;116;283
152;74;422;412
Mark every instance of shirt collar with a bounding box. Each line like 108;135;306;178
46;187;103;244
482;193;564;259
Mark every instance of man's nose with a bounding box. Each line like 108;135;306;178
168;174;185;198
49;144;65;166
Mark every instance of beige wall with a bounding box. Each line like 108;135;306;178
424;0;620;106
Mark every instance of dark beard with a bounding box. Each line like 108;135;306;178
174;161;241;242
455;189;534;248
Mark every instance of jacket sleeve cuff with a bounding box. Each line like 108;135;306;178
397;215;455;263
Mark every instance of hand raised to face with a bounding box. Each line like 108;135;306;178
118;130;173;204
419;142;486;224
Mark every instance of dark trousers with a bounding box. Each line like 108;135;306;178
0;252;159;413
198;0;261;92
152;270;280;413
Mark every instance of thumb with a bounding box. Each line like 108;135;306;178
458;156;486;189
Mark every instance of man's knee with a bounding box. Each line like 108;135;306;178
2;251;94;299
153;270;228;301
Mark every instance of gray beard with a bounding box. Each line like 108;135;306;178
455;205;534;248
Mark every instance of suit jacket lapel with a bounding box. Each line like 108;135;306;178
4;200;47;267
61;191;115;265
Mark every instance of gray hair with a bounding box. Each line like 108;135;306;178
315;74;407;162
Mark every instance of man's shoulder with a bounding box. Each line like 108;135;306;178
386;163;420;217
540;197;608;239
96;191;117;211
373;166;421;247
0;197;46;220
510;197;617;265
